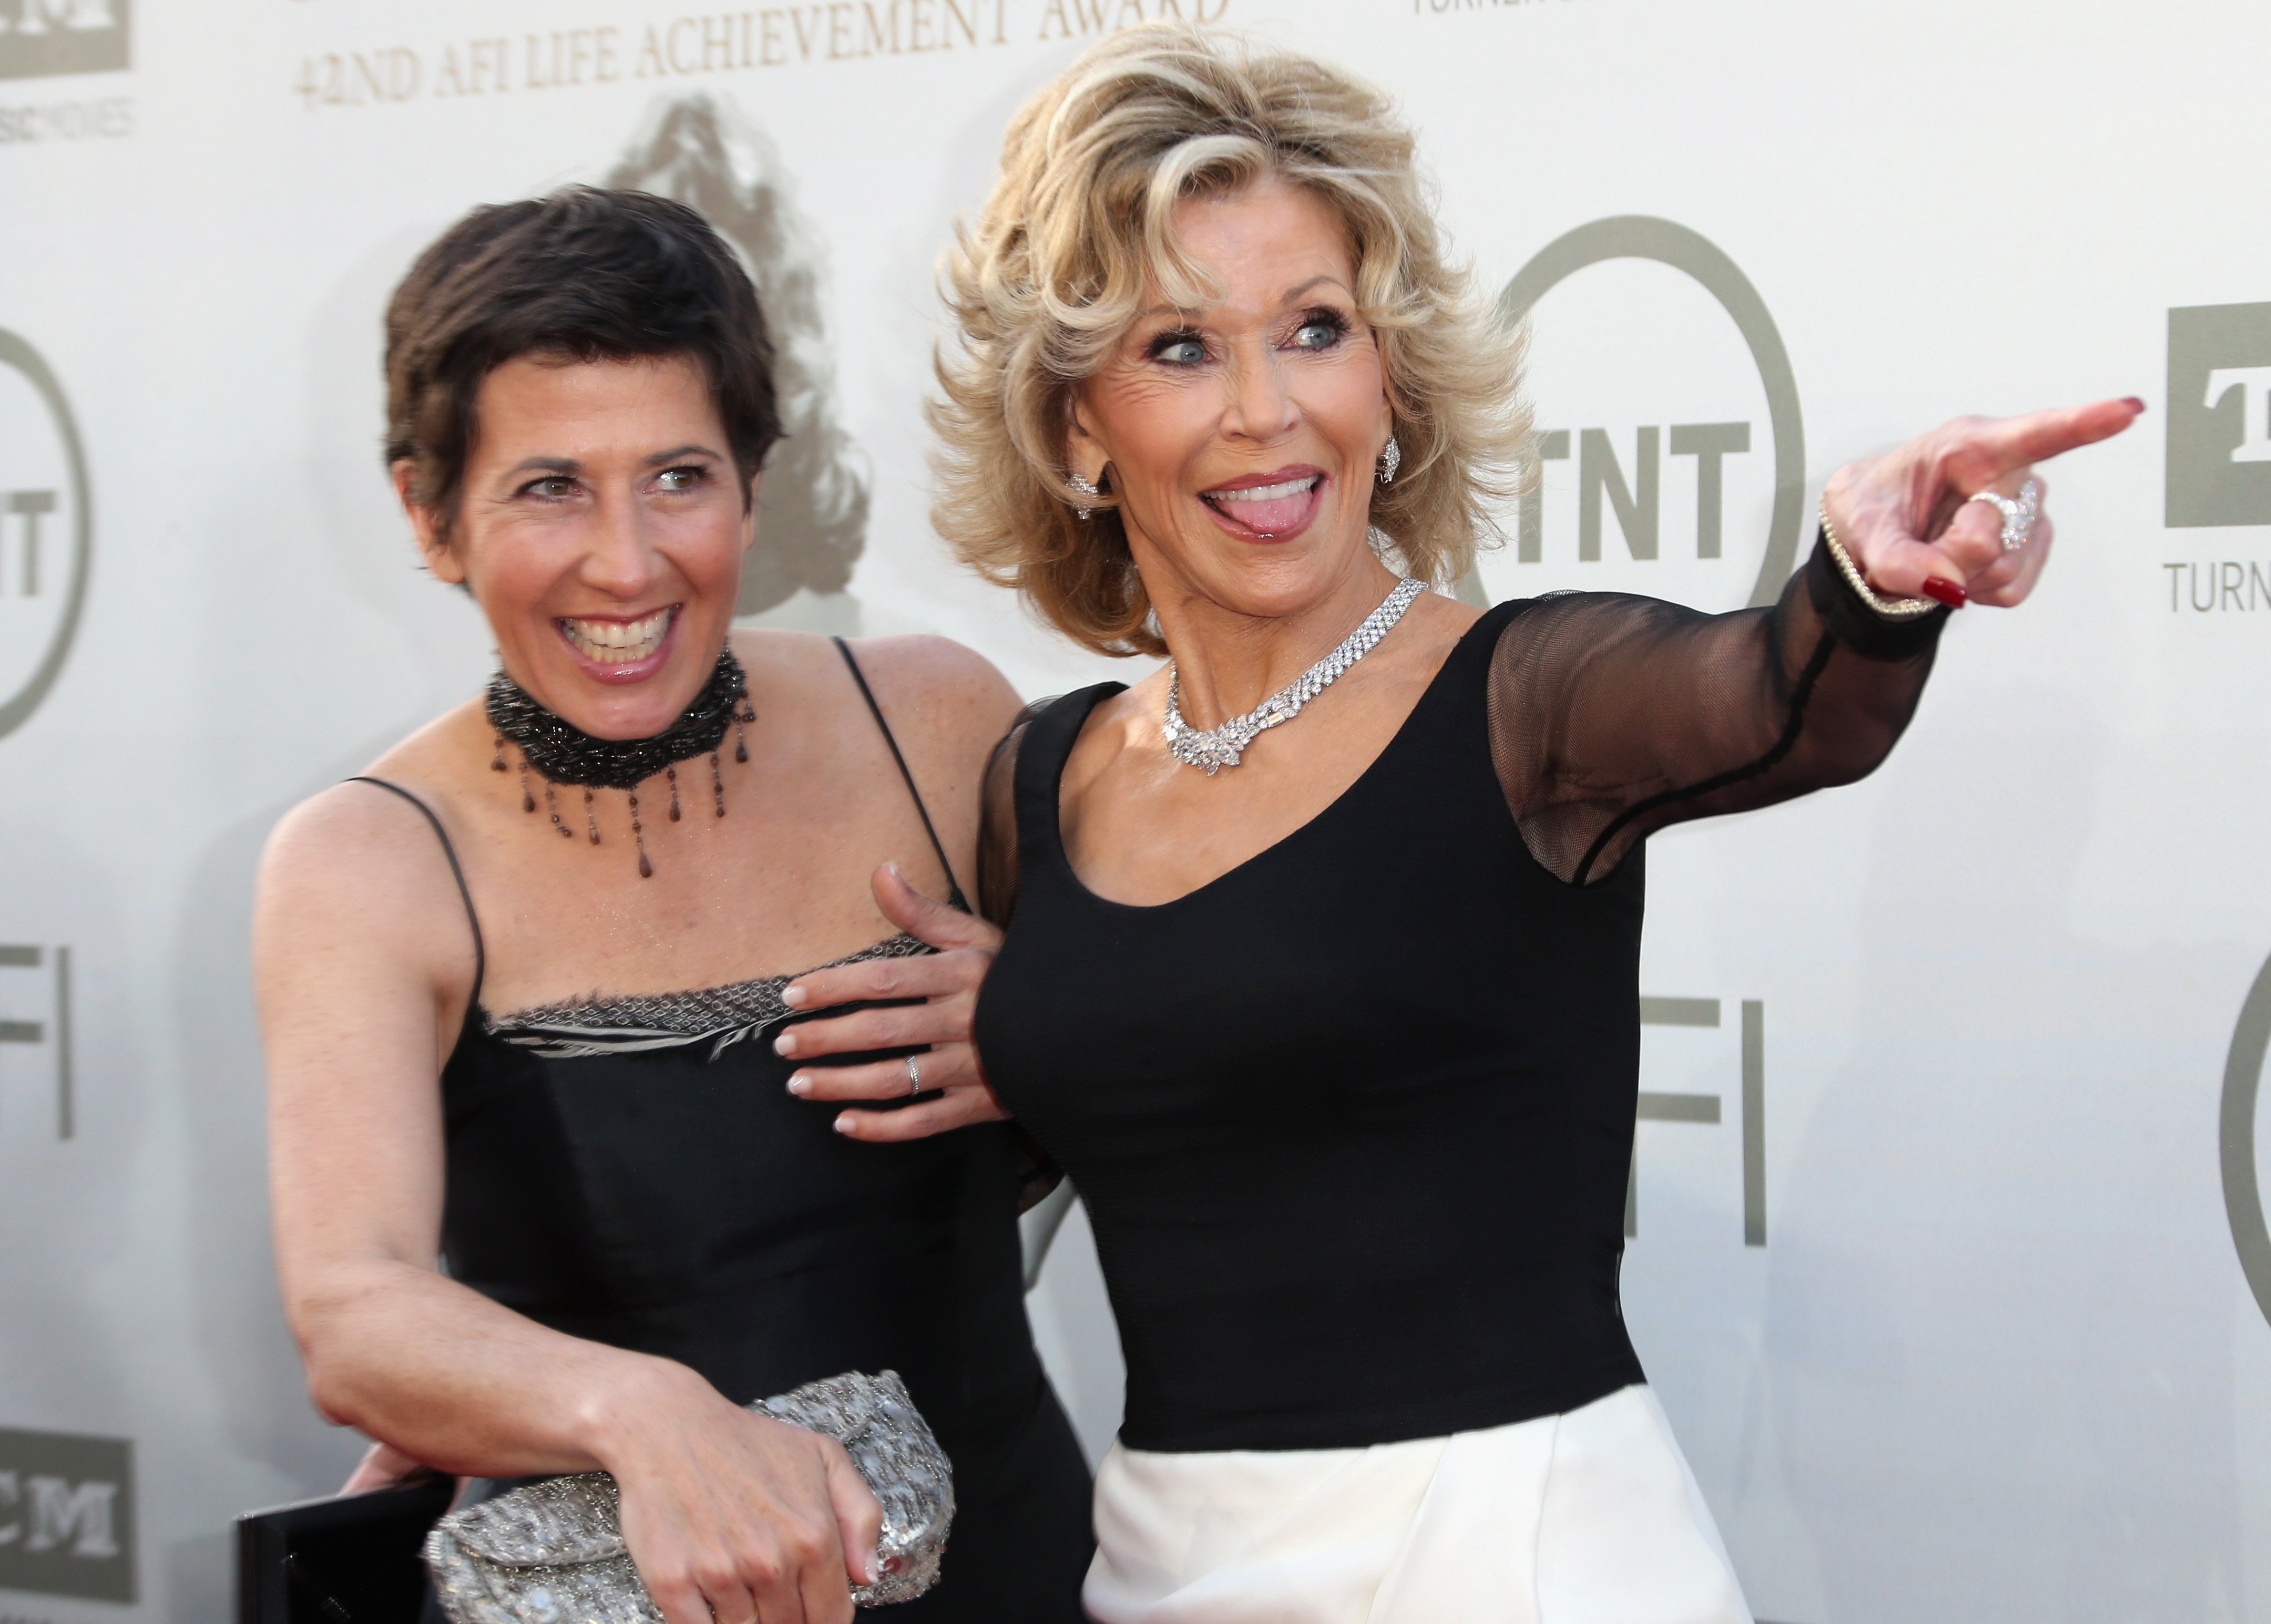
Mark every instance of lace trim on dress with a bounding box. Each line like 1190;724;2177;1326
485;933;934;1062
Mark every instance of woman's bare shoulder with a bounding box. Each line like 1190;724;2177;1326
768;630;1022;739
256;704;488;983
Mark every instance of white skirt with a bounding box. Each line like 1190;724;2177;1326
1083;1385;1751;1624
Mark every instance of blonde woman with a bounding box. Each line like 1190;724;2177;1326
783;25;2139;1622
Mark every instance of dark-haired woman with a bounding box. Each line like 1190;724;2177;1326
254;188;1092;1624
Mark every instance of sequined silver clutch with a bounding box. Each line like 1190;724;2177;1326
423;1371;953;1622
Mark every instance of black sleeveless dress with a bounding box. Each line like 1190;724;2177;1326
974;540;1947;1455
367;641;1093;1621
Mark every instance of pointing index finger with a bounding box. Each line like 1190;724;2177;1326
1955;397;2143;485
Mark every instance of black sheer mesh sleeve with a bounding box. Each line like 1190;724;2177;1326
1489;532;1950;886
975;707;1046;929
974;705;1064;1211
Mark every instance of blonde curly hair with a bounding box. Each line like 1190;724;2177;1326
930;23;1530;657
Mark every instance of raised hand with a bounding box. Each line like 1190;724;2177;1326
776;862;1010;1142
1823;396;2143;609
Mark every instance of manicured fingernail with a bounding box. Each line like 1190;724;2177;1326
2124;396;2146;413
782;983;807;1008
773;1032;797;1056
866;1550;884;1584
785;1074;809;1097
1921;577;1968;609
833;1115;856;1136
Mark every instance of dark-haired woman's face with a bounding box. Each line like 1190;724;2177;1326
1068;177;1394;623
409;354;753;739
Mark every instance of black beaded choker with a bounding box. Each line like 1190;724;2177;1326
485;647;756;878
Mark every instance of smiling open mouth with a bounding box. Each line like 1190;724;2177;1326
559;605;676;665
1202;474;1323;536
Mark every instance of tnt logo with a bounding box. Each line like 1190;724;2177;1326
0;1428;134;1602
1519;423;1753;563
3;491;55;594
0;332;91;739
0;0;128;80
1476;218;1806;614
2166;302;2271;528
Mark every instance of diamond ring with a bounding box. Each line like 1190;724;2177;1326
1968;476;2042;552
905;1055;923;1096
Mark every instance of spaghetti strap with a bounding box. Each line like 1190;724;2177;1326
831;638;972;913
345;776;487;1006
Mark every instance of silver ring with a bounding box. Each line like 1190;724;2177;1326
905;1055;923;1096
1967;476;2042;552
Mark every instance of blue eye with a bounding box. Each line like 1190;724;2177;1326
1293;316;1345;351
1149;331;1207;366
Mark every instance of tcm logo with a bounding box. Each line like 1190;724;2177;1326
0;0;129;80
0;332;92;740
0;1427;134;1603
2168;303;2271;528
1474;218;1805;615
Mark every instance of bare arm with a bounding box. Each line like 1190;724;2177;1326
256;782;878;1624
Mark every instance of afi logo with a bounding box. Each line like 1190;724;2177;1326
0;0;129;80
0;1428;134;1602
2166;302;2271;528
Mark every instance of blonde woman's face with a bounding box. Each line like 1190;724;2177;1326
1069;177;1394;619
405;354;755;740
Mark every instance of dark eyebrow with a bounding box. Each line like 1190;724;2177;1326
642;444;725;468
504;456;582;478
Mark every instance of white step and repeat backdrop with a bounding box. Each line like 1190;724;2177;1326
3;1;2269;1619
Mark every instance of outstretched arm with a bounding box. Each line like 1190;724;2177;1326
1496;398;2142;884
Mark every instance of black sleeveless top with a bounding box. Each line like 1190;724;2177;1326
975;543;1946;1454
363;641;1093;1621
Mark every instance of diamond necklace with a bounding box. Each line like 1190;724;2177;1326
1162;572;1426;775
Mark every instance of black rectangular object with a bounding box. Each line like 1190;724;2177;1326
237;1479;455;1624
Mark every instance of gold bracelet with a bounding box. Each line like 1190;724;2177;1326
1820;506;1939;621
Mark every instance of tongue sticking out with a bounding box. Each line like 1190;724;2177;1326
1212;484;1315;535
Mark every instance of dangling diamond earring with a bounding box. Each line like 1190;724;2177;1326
1377;436;1402;486
1068;472;1100;522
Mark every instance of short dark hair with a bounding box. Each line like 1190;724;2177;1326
383;186;781;536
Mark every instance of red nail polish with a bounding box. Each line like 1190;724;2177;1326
1921;577;1968;609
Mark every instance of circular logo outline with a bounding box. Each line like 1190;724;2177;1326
1489;215;1807;609
0;328;94;739
2221;949;2271;1326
